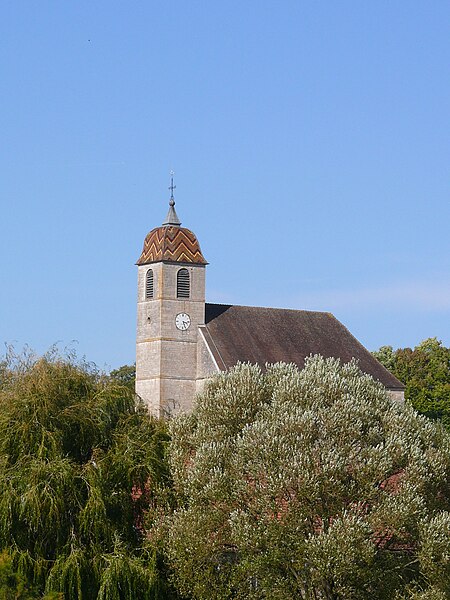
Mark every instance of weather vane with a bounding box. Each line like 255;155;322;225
168;170;176;201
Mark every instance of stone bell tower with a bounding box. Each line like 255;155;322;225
135;182;207;417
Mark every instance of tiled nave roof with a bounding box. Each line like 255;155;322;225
203;303;404;390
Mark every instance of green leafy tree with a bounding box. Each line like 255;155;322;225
0;348;176;600
109;364;136;392
162;358;450;600
372;345;396;372
0;549;61;599
1;550;40;599
374;338;450;430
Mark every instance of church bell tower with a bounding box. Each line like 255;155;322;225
135;181;207;417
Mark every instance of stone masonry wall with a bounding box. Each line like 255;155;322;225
136;261;206;416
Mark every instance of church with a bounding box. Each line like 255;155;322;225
136;189;404;417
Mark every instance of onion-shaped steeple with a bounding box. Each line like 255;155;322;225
136;181;207;266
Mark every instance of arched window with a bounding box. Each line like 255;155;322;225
177;268;190;298
145;269;154;299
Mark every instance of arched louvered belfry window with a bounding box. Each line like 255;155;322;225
177;268;190;298
145;269;154;299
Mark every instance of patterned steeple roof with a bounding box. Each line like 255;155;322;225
137;187;207;265
136;225;207;265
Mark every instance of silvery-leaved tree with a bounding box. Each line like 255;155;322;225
164;357;450;600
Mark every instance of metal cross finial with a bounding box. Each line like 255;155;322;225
162;170;181;226
168;171;176;201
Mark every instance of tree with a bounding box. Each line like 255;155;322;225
371;345;396;372
162;358;450;599
373;338;450;431
0;348;176;599
109;364;136;392
0;550;61;599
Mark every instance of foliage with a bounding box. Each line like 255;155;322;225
0;549;61;599
162;358;450;600
0;347;175;600
373;338;450;430
0;549;37;599
109;364;136;392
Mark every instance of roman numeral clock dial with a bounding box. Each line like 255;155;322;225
175;312;191;331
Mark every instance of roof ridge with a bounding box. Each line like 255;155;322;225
205;301;331;315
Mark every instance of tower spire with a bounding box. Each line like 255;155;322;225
162;171;181;226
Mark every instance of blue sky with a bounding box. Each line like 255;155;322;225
1;1;449;370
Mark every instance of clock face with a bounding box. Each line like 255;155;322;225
175;312;191;331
